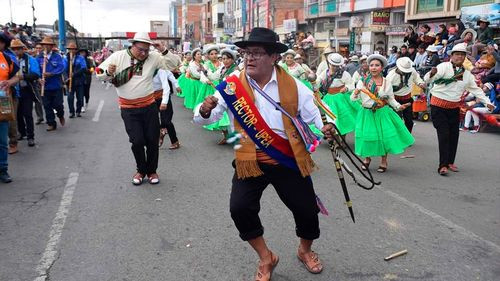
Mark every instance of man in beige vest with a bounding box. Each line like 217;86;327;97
194;27;336;281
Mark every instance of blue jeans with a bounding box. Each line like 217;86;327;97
0;121;9;172
68;84;85;114
42;88;65;127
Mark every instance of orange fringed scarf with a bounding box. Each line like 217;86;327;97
233;67;317;179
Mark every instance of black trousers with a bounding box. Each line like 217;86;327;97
397;97;414;133
17;90;35;139
230;163;320;241
84;81;91;104
120;103;160;175
42;89;64;127
431;105;460;169
155;98;178;144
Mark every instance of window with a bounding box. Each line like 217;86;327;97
309;3;319;15
392;12;405;25
460;0;494;7
417;0;444;13
316;22;324;32
337;20;349;29
217;13;224;28
324;0;336;13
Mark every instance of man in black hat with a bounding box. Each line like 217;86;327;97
472;18;493;59
194;27;337;280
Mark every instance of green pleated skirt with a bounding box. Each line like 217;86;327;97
177;74;188;98
322;90;361;135
354;105;414;157
183;78;202;110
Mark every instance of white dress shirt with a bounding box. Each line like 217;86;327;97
153;69;179;104
315;69;354;91
424;61;492;105
386;68;424;96
193;68;324;139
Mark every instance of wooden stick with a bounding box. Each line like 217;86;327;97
40;51;47;97
384;249;408;261
68;52;73;92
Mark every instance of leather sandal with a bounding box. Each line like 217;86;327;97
169;141;180;150
438;166;448;176
297;251;323;274
377;166;387;173
448;164;459;172
132;173;145;185
361;159;371;171
159;129;167;147
255;251;279;281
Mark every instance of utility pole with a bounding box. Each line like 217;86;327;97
32;0;36;31
58;0;67;52
9;0;13;23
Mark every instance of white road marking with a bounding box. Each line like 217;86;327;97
34;172;79;281
92;100;105;122
378;186;500;254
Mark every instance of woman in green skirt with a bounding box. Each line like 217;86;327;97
280;49;314;90
177;51;192;98
201;48;239;144
316;53;360;135
352;54;413;173
191;45;220;110
184;48;204;109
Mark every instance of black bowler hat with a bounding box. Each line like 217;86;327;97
235;27;288;54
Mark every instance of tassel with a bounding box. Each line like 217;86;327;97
235;160;264;179
316;194;329;216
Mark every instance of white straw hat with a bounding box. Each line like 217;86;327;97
327;53;344;66
396;57;414;73
128;32;154;45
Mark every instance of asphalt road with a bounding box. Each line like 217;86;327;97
1;80;499;281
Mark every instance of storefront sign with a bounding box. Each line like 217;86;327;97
386;25;407;36
283;19;298;33
372;10;390;25
349;30;355;52
324;22;336;30
369;25;386;32
335;28;349;37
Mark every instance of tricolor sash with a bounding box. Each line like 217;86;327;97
217;76;299;171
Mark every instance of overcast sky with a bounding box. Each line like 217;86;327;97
1;0;172;35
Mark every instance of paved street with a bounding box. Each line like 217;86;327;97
1;80;499;281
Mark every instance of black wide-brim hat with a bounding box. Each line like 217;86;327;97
78;48;89;55
234;27;288;54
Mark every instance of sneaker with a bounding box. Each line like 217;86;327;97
470;126;479;134
46;125;56;131
81;106;86;113
459;127;468;132
0;171;12;183
148;173;160;184
132;173;145;185
69;114;75;118
77;113;82;117
17;135;26;141
35;119;44;125
28;139;35;147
